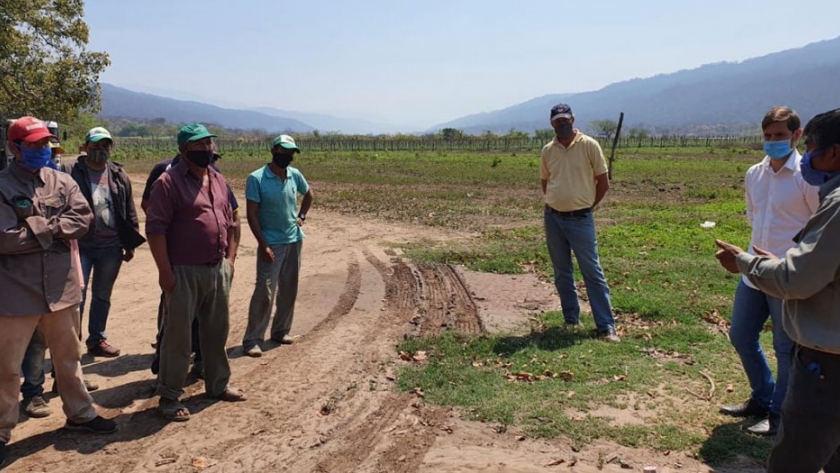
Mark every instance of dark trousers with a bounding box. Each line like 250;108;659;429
767;345;840;472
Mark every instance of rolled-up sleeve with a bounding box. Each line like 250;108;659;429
145;176;174;235
737;200;840;300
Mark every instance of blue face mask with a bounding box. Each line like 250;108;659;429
764;140;792;160
19;146;52;171
801;150;840;186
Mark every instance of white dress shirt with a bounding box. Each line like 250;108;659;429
743;150;820;289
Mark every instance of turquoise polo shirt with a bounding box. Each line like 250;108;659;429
245;165;310;245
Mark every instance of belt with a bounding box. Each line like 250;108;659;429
546;205;592;217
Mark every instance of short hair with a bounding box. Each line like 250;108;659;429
762;106;800;133
804;108;840;151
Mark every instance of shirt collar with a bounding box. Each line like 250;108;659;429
9;161;45;185
761;149;800;173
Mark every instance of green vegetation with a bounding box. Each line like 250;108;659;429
119;145;775;465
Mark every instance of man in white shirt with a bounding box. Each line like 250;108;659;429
719;107;820;436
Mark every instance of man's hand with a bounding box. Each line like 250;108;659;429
752;246;778;259
260;245;275;263
159;268;176;292
714;239;744;274
123;249;135;262
296;217;305;227
226;256;236;274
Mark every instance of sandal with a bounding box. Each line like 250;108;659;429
213;387;246;402
158;398;190;422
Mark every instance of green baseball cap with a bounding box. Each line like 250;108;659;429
85;126;113;143
177;123;217;146
271;134;300;153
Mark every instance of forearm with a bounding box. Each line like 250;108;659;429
246;213;268;248
593;183;609;207
300;193;313;216
541;179;547;195
147;234;172;274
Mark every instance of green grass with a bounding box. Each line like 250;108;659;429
120;146;775;466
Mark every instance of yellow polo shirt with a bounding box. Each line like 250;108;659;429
540;131;608;212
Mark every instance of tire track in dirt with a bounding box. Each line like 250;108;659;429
416;264;483;337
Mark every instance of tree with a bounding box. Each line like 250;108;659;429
589;119;619;141
439;128;465;141
0;0;110;121
504;128;529;139
534;128;555;141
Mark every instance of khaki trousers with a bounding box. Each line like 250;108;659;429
0;306;96;443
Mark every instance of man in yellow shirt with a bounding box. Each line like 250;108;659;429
540;104;619;342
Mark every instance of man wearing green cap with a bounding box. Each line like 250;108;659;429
242;134;313;357
146;123;244;421
63;127;145;358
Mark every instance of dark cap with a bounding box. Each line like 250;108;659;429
550;103;574;122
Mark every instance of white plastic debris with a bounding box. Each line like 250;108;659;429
700;221;716;229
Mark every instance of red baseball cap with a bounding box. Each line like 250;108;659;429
7;116;57;143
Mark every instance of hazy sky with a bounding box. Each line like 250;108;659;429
85;0;840;128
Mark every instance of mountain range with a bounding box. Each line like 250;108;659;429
99;35;840;135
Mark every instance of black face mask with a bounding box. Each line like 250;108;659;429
273;153;293;168
554;124;574;140
186;150;213;168
88;148;110;165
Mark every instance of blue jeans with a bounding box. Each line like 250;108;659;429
729;280;793;414
20;330;47;400
544;207;615;331
80;246;124;346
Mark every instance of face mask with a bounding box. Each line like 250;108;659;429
88;148;110;165
20;146;52;171
273;153;293;168
186;150;213;169
764;140;792;160
801;150;840;186
554;124;574;140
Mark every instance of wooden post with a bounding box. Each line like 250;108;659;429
607;112;624;180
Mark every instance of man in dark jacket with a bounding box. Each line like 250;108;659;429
62;127;145;357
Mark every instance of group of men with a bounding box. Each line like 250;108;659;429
541;102;840;472
0;118;313;466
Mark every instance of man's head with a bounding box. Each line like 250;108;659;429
177;123;217;168
83;126;114;166
549;104;575;141
6;116;57;170
271;134;300;168
802;109;840;181
762;107;802;161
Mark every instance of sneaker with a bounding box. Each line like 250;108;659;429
720;398;769;418
562;322;580;332
64;415;117;434
87;340;120;358
245;345;263;357
597;326;621;343
22;396;52;418
271;334;295;345
51;378;99;394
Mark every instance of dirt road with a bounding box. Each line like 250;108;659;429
3;182;747;472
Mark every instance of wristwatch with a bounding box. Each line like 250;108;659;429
298;212;306;221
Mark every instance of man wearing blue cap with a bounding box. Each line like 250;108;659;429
541;104;619;342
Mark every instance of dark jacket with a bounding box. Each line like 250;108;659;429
62;157;146;251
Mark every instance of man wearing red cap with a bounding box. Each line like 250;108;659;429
0;117;116;467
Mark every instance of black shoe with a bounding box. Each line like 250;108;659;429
0;442;6;468
720;398;769;418
745;412;780;436
64;415;117;434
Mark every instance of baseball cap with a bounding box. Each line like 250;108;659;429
272;134;300;153
48;140;66;154
85;126;113;143
550;103;574;122
7;116;57;143
177;123;217;146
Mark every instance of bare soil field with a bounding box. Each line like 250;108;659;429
2;178;761;473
